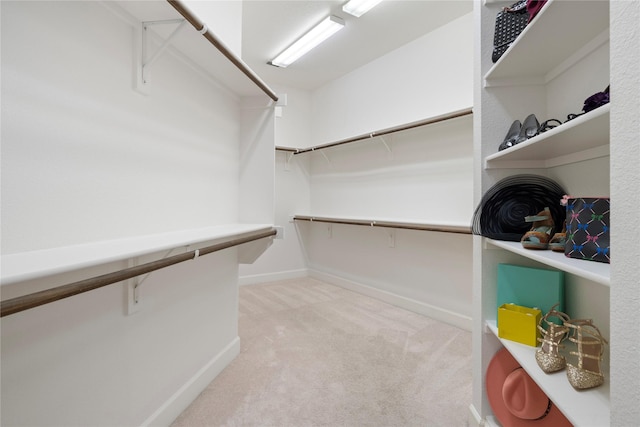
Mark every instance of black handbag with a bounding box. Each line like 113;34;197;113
492;0;529;63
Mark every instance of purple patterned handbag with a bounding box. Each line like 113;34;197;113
565;198;610;263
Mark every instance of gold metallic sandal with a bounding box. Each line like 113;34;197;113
535;304;571;373
565;319;608;390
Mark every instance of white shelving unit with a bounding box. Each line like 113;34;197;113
473;1;612;426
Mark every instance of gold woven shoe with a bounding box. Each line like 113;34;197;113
535;304;571;373
565;319;608;390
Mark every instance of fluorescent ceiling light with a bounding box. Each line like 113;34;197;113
342;0;383;17
270;16;344;68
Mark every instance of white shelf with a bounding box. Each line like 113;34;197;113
291;107;473;155
485;105;610;169
103;1;274;99
294;214;471;234
476;0;613;425
0;224;273;287
485;0;609;85
486;239;610;286
487;321;610;427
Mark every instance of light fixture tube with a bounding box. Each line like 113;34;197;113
270;16;344;68
342;0;383;18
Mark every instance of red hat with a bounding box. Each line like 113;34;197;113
486;348;573;427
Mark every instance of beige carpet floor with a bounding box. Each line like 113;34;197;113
171;277;472;427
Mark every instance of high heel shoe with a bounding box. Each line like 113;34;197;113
565;319;608;390
514;113;540;144
521;207;554;250
535;304;571;373
498;119;522;151
536;118;563;135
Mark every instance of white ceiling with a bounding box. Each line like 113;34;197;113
241;0;473;91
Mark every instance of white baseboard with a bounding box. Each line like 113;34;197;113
468;403;485;427
309;269;472;331
141;337;241;427
238;268;309;286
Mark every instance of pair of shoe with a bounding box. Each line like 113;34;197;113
521;208;566;250
498;114;563;151
535;304;608;390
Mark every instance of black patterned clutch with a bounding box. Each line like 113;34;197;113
492;0;529;63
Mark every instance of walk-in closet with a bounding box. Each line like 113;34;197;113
1;1;637;426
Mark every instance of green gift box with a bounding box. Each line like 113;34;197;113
497;264;565;318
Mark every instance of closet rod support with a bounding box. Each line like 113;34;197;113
319;150;332;167
141;19;187;86
378;135;392;153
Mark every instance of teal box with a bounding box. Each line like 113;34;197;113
497;264;565;317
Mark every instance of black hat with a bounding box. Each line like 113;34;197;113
472;175;566;242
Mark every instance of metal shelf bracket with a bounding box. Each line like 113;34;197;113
378;135;393;154
137;18;187;93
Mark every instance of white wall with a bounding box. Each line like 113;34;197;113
304;12;474;328
239;96;276;225
308;115;473;224
239;85;312;283
184;0;243;56
610;1;640;424
1;1;240;253
241;13;475;329
310;12;474;146
1;2;251;425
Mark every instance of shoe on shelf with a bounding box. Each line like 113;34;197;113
498;119;522;151
535;304;571;373
537;118;563;135
521;207;554;250
549;220;567;252
565;319;608;390
514;113;540;144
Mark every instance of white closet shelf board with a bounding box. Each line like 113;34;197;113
486;239;610;286
1;224;274;286
295;215;471;234
484;0;609;85
485;105;610;169
486;321;610;427
292;107;473;154
107;0;275;99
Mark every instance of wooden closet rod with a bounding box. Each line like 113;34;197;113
291;108;473;155
294;216;471;234
167;0;278;102
0;228;277;318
